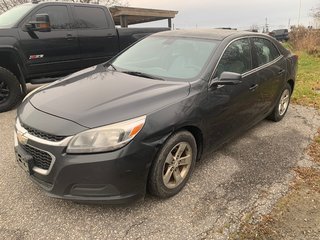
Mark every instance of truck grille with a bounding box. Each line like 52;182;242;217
23;125;65;142
22;145;52;170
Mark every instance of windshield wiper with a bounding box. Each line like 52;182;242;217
121;71;164;80
104;62;117;71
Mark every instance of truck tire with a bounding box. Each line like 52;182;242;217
0;67;23;112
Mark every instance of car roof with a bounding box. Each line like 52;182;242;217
153;28;261;40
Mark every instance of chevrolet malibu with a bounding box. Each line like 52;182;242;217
14;29;298;204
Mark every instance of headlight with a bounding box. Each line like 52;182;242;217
23;84;48;102
66;116;146;154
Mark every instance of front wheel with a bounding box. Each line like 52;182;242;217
268;83;292;122
0;67;23;112
148;131;197;198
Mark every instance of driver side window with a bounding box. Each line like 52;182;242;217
216;38;252;78
30;6;71;30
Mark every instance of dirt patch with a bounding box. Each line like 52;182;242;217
232;129;320;240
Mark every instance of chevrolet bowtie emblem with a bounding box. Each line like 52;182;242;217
17;131;28;145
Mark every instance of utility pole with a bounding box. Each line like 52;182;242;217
265;18;269;33
288;18;291;30
298;0;302;26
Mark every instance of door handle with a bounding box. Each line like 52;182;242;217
106;33;114;38
249;84;259;91
65;34;75;40
278;69;286;75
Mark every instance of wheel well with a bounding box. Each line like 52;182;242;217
287;79;294;93
0;52;20;78
180;126;203;161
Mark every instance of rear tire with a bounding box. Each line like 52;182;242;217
0;67;23;112
148;131;197;198
267;83;292;122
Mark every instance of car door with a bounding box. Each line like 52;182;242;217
251;37;287;115
72;5;119;68
19;5;80;78
205;38;260;146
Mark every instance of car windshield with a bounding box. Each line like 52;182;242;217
112;36;220;81
0;4;34;28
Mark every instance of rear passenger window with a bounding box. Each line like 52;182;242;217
216;38;252;78
74;7;108;29
253;38;280;66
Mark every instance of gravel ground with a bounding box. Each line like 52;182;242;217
0;90;319;239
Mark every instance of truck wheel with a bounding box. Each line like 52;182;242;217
0;67;23;112
148;131;197;198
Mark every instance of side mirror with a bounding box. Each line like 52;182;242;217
25;14;51;32
210;72;242;88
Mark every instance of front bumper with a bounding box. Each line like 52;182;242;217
14;125;156;204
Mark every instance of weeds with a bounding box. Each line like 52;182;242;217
289;27;320;57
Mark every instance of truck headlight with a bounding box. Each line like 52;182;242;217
66;116;146;154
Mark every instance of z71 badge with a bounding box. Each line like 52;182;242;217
29;54;44;60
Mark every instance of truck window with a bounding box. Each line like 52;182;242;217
74;6;109;29
31;6;71;29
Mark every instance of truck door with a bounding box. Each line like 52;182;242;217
19;5;80;78
72;5;119;68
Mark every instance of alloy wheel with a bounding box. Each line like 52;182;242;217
162;142;192;189
278;89;290;116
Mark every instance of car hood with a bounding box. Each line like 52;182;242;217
29;65;190;128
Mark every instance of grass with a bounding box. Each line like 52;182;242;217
291;50;320;109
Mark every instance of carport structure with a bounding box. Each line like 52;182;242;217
109;6;178;28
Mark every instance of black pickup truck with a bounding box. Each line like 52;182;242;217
0;1;169;112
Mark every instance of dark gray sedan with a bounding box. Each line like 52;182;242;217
14;29;298;204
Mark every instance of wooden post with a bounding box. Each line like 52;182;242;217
120;15;128;28
168;18;172;29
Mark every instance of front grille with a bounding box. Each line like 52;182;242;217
23;125;65;142
22;145;52;170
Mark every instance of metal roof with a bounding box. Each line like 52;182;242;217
109;6;178;27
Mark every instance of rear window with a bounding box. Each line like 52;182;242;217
252;38;280;66
74;6;109;29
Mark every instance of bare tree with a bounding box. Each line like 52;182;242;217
80;0;128;6
310;2;320;24
249;24;259;32
0;0;128;13
0;0;28;12
313;6;320;22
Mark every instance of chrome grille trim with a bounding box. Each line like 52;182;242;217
16;118;73;147
21;144;56;176
23;125;66;142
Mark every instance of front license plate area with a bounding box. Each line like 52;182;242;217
15;149;33;175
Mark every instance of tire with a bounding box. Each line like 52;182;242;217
0;67;23;113
267;83;292;122
148;131;197;198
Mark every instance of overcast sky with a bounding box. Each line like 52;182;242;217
128;0;319;30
